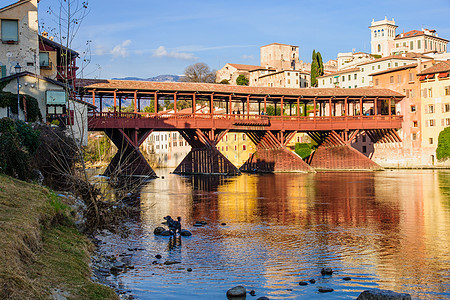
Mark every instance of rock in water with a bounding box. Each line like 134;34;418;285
164;261;181;265
357;289;412;300
154;227;165;235
226;286;246;298
318;288;334;293
256;297;270;300
180;229;192;236
160;230;172;236
298;281;308;286
321;267;333;275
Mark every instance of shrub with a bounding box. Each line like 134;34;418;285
294;143;314;159
436;127;450;161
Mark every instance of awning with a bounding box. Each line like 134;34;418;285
438;72;449;78
419;75;427;81
333;75;339;78
427;74;435;79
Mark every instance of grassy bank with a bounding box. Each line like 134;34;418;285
0;175;118;299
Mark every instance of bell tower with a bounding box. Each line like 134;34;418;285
369;17;397;57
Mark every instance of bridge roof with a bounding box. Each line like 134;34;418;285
85;80;404;99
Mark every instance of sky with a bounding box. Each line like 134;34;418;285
37;0;450;79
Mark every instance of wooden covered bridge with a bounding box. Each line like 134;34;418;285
82;80;404;176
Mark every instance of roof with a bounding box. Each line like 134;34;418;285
317;68;360;79
227;64;262;71
39;35;79;57
83;80;404;99
369;63;418;76
258;69;310;79
417;61;450;75
395;30;449;42
357;55;417;66
248;67;276;72
76;78;110;88
0;0;33;13
261;43;298;48
0;71;96;109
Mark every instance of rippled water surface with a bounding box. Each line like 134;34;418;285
94;170;450;299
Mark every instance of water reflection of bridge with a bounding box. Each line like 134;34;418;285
84;81;404;176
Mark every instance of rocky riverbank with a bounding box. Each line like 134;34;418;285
0;175;118;299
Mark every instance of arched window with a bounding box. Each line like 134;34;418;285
374;30;377;37
378;44;381;52
382;29;384;36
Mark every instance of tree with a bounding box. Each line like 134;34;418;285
236;75;249;86
436;127;450;161
180;63;216;83
310;50;324;87
219;79;230;84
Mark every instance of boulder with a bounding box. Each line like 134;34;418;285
181;229;192;236
318;288;334;293
154;227;165;235
164;260;181;265
226;286;246;298
309;279;316;284
160;230;172;236
298;281;308;286
357;289;411;300
256;297;269;300
321;267;333;275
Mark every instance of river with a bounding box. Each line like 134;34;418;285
92;169;450;299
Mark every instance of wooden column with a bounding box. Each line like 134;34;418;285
99;95;103;112
154;92;158;114
344;96;348;116
92;91;96;106
264;96;267;114
210;93;214;115
134;90;137;113
374;97;378;115
280;96;284;116
388;97;392;116
297;97;300;117
313;97;317;117
360;97;363;116
192;93;196;115
118;96;122;112
174;92;177;113
246;95;250;117
329;97;332;117
137;97;140;112
113;90;117;113
229;94;232;115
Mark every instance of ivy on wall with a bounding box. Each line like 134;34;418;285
0;79;43;122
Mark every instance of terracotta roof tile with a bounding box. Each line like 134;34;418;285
369;63;418;76
417;61;450;75
227;64;262;71
395;30;449;42
317;68;360;79
357;55;417;66
83;80;404;99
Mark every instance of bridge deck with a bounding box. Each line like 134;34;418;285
88;112;403;132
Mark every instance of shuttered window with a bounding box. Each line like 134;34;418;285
1;19;18;42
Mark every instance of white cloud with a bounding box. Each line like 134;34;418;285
111;40;132;58
241;54;254;60
153;46;197;60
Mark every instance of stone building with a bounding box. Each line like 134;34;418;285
215;63;261;85
256;69;310;88
0;0;39;77
417;61;450;166
369;16;448;57
260;43;300;71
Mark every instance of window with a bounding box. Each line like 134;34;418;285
429;119;435;126
234;145;237;151
397;75;402;83
388;63;391;68
348;74;351;81
428;88;433;98
361;68;364;72
445;103;450;112
362;135;366;142
234;134;237;141
428;105;435;113
362;77;365;84
429;137;433;144
396;43;399;48
243;145;246;151
354;74;357;80
288;79;290;84
1;19;18;43
242;134;246;140
413;121;418;127
412;133;417;140
362;146;367;153
395;62;398;67
390;76;394;83
378;65;381;69
409;73;414;82
329;78;332;84
446;118;450;126
417;40;421;49
410;41;414;50
378;44;381;52
411;105;416;112
375;79;379;86
445;86;450;96
372;66;375;70
342;76;345;82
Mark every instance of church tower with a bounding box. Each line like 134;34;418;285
369;17;397;57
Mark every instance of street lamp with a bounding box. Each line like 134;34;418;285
14;63;21;120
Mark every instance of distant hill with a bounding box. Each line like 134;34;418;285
112;75;183;82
